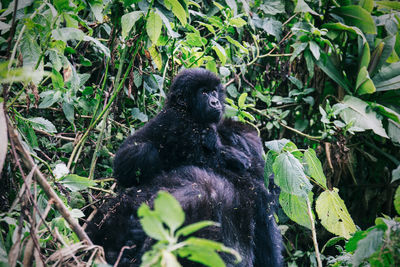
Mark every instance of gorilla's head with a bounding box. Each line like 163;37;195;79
166;68;225;124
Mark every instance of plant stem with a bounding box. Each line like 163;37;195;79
306;198;323;267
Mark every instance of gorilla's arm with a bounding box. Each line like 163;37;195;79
113;139;162;187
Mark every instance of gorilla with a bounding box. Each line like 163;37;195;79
87;68;283;266
113;68;251;187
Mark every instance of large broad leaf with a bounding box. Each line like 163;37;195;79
259;0;285;15
138;204;169;241
340;96;388;138
0;103;7;176
164;0;187;26
304;149;327;189
333;5;376;34
154;191;185;233
351;228;384;266
52;28;85;42
59;174;96;192
121;11;143;40
265;139;290;153
26;117;57;133
272;152;313;196
279;191;313;229
146;11;162;44
316;188;357;239
372;62;400;91
315;53;352;93
294;0;320;16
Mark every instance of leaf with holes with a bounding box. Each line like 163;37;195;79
316;188;356;239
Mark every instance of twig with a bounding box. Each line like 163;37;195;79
306;199;323;267
6;0;19;56
113;245;136;267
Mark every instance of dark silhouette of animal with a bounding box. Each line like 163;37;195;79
87;68;283;266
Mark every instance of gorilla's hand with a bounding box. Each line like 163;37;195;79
201;127;220;152
221;146;251;171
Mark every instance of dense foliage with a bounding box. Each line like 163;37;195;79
0;0;399;266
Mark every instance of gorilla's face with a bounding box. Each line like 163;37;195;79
166;68;226;124
192;85;224;124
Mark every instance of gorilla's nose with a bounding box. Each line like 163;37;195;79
209;98;221;108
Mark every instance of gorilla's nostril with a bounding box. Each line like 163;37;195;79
210;99;220;108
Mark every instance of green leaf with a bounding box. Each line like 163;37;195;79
238;93;247;108
59;174;96;192
138;203;169;241
182;237;242;265
147;11;162;44
259;0;285;15
279;191;313;229
388;119;400;144
372;62;400;91
333;6;376;34
51;69;64;89
273;152;313;196
26;117;57;133
352;228;384;266
309;41;320;60
315;188;357;239
229;17;247;27
176;221;218;237
225;36;248;54
121;11;143;40
340;96;388;138
359;41;370;70
154;191;185;233
304;149;327;189
321;236;346;253
376;1;400;10
359;0;374;12
394;185;400;215
294;0;320;16
290;42;308;62
52;28;85;42
62;101;75;125
178;246;225;267
355;66;376;95
165;0;187;26
315;53;352;93
89;1;104;22
265;139;290;153
211;41;227;65
82;36;110;58
322;22;366;42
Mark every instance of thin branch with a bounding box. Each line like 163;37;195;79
306;199;323;267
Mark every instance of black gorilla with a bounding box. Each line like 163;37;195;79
87;69;283;266
113;68;251;187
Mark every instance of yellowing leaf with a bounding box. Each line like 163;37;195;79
147;11;162;44
148;45;162;70
316;188;356;239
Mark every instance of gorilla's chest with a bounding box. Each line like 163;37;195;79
156;124;220;169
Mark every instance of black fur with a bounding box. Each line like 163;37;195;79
87;68;283;266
